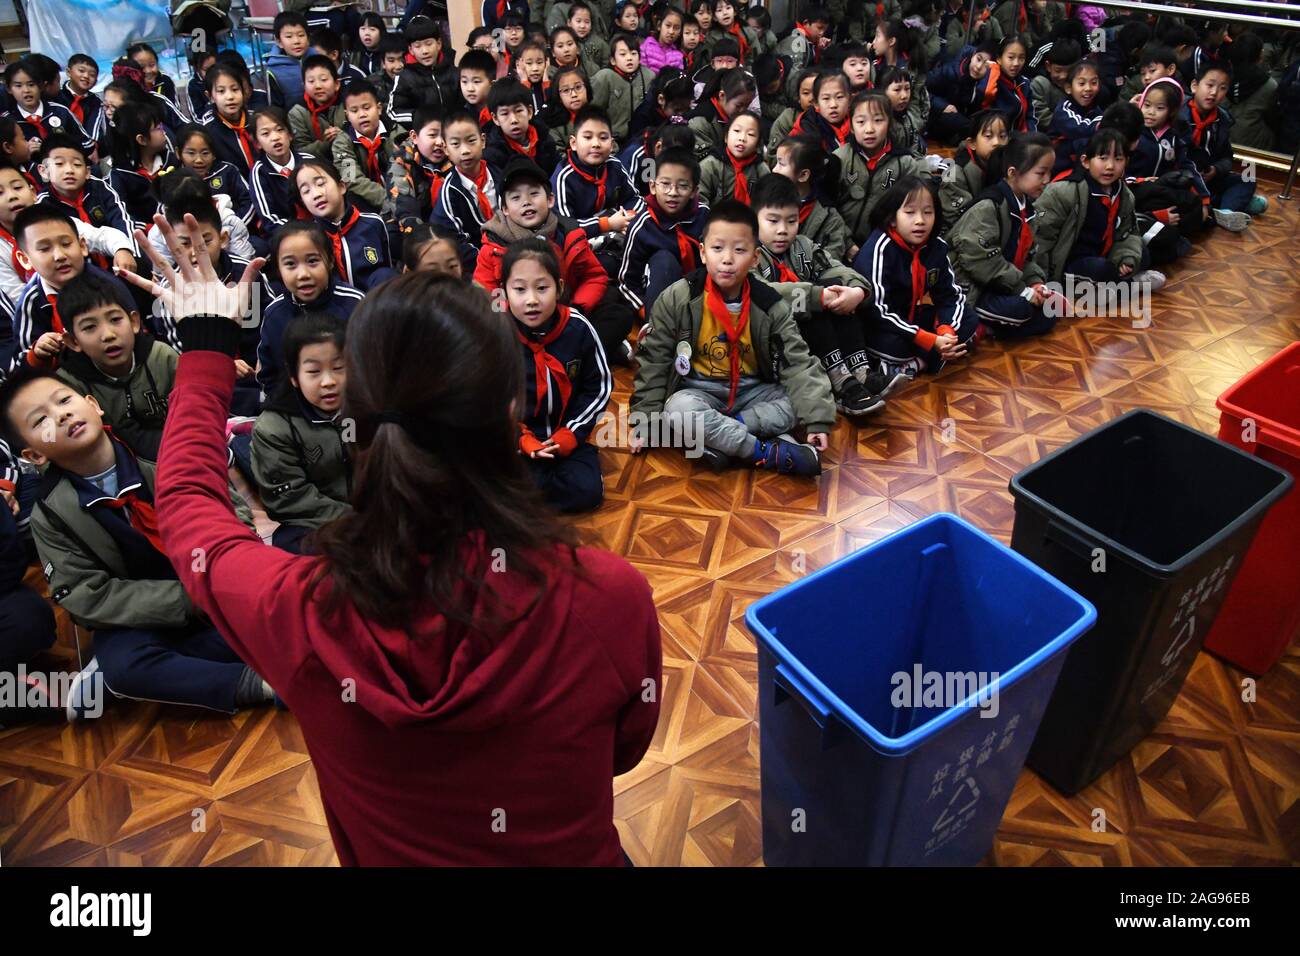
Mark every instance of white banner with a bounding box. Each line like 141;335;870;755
28;0;173;74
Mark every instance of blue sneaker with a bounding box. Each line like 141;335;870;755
1248;194;1268;216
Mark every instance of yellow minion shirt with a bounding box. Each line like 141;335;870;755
692;296;757;378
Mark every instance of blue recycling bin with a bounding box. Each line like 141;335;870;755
746;513;1096;866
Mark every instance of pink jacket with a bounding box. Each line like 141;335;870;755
640;36;684;73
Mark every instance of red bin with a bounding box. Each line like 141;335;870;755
1207;343;1300;674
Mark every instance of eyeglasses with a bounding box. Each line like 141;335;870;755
654;179;694;195
558;85;585;96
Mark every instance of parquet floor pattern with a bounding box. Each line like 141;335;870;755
2;193;1298;868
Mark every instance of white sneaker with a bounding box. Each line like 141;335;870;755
1212;208;1252;232
1131;270;1167;293
66;657;102;722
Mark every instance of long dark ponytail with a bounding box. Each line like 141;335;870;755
308;273;576;634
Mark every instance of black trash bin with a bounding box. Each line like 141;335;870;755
1009;409;1292;794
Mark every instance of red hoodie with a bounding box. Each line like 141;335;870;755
155;324;662;866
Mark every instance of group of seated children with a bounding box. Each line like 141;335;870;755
0;2;1281;723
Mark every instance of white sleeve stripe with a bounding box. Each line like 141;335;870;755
563;312;614;432
617;215;646;309
870;234;915;333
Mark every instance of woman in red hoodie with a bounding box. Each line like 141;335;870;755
122;214;662;867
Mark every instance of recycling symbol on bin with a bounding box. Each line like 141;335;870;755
932;777;981;833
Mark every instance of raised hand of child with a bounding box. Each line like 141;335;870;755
33;331;64;362
119;213;265;326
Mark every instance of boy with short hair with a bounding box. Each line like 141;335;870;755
750;173;889;417
56;54;102;146
1031;38;1080;132
267;11;313;109
8;205;134;370
0;366;273;719
430;109;503;263
387;105;453;230
617;147;710;315
1185;61;1266;223
777;6;830;76
484;78;560;173
289;54;346;161
34;135;135;251
458;49;499;128
0;161;134;304
54;271;177;460
387;17;460;126
498;12;529;74
332;81;409;214
632;198;835;475
553;105;644;241
368;34;408;106
1123;43;1178;102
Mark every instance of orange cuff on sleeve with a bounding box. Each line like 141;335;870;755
549;427;579;456
914;328;938;351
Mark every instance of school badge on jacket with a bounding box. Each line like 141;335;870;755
364;246;379;264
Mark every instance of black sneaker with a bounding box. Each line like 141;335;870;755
753;438;822;476
835;376;885;416
862;362;914;399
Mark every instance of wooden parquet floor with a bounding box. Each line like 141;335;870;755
3;194;1299;868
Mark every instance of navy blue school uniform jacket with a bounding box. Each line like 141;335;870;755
203;161;255;227
617;139;654;197
160;250;271;354
11;264;122;370
188;74;210;119
991;71;1036;132
853;228;969;345
55;84;103;144
203;111;259;179
1128;124;1209;199
13;101;95;153
35;176;134;244
552;151;644;240
251;151;316;228
257;279;364;394
1048;97;1102;174
150;90;188;135
927;47;992;117
484;120;561;178
317;202;393;290
108;154;174;233
617;198;710;313
430;162;504;267
516;305;613;453
1183;102;1234;182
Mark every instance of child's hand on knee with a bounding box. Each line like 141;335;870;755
807;432;828;452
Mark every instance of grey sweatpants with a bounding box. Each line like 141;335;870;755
663;376;798;457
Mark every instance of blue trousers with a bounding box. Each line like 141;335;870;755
0;586;55;672
864;304;979;371
974;292;1057;338
94;623;247;713
1063;242;1152;283
527;443;604;513
1209;172;1256;212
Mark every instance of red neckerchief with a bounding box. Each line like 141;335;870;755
467;161;494;220
725;22;749;62
46;291;66;334
1189;103;1218;148
796;23;821;63
964;145;985;173
96;472;164;552
798;196;815;225
323;203;360;277
305;92;339;140
353;128;386;181
1097;184;1122;255
1011;196;1033;268
978;63;1002;110
506;123;540;159
21;167;39;191
773;254;799;282
727;150;758;203
55;189;111;268
1017;0;1028;30
426;160;451;206
518;305;574;415
66;91;88;125
703;274;751;411
647;196;699;272
21;107;47;139
854;138;892;172
791;108;851;150
887;228;926;325
0;225;32;283
218;111;256;169
478;105;492;127
1000;72;1030;131
710;95;729;122
566;150;607;209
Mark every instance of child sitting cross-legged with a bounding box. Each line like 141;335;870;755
632;199;835;476
0;365;273;719
251;313;353;554
505;239;612;513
